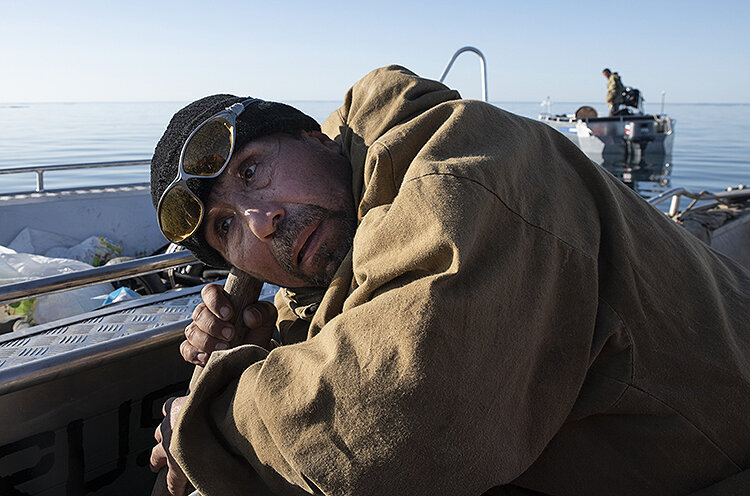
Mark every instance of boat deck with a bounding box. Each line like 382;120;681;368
0;287;202;393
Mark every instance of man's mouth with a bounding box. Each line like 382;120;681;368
271;204;329;282
295;217;323;269
270;203;355;288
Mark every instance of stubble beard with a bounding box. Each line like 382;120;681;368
270;204;356;288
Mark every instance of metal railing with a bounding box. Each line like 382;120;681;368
0;251;197;305
439;46;488;103
0;159;150;193
648;185;749;217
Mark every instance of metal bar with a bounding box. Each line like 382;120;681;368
648;187;750;207
439;46;488;102
0;159;150;194
669;195;681;217
0;251;198;305
1;182;152;200
648;188;690;206
0;159;150;176
660;90;666;116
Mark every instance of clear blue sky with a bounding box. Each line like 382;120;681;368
1;0;748;104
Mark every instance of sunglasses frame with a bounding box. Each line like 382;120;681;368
157;98;261;242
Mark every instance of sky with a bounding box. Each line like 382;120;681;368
1;0;749;105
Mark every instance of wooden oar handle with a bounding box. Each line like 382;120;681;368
153;269;264;496
224;268;266;345
188;267;264;390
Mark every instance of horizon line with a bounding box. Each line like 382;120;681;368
2;100;749;106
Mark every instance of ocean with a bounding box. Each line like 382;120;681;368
0;101;748;199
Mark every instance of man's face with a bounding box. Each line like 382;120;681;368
603;70;611;79
203;131;356;288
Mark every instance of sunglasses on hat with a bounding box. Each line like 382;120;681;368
157;98;261;243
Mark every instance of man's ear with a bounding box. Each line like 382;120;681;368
302;130;341;153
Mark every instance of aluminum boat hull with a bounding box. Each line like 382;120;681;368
0;289;199;495
540;114;675;158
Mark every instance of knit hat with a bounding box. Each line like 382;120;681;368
150;95;320;268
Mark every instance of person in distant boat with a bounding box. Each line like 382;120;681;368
149;65;750;496
603;67;625;115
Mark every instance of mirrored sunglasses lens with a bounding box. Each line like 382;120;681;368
182;118;234;175
158;186;204;242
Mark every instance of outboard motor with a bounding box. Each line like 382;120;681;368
622;87;643;112
624;119;656;157
624;120;656;143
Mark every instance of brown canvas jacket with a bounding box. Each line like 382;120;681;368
607;73;625;106
172;66;750;495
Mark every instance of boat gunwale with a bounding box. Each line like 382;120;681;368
540;113;672;124
0;159;151;194
0;181;151;202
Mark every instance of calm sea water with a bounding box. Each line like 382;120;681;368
1;101;748;199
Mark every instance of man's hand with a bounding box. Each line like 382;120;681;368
181;283;277;366
150;396;189;496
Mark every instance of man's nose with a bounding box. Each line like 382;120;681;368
242;204;284;241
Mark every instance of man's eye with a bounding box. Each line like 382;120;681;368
219;216;233;236
243;163;257;181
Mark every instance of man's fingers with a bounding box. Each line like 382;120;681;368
200;283;233;320
161;397;177;417
150;401;174;472
180;339;208;366
149;396;190;494
166;466;189;496
183;296;276;367
185;322;230;352
150;442;168;472
151;442;189;495
168;396;187;425
191;304;235;342
242;301;278;328
240;301;277;348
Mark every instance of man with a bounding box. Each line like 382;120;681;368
603;68;625;115
149;66;750;495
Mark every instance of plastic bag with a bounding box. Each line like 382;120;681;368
8;227;80;255
9;228;123;267
100;287;139;306
46;236;123;267
0;245;114;329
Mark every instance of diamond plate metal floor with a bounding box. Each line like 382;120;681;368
0;287;203;371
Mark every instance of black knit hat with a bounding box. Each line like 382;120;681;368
150;95;320;268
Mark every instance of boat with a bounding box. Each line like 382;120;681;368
538;90;676;159
0;162;208;494
0;49;746;495
0;159;285;495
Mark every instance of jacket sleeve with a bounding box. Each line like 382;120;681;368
172;164;599;495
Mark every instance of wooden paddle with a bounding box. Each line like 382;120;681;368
152;268;264;496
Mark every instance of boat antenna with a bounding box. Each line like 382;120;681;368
660;90;666;116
